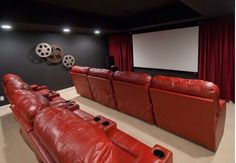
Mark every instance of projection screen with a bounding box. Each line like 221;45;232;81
132;26;199;72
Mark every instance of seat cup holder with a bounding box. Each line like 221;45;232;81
94;117;101;121
102;121;110;126
153;149;165;159
67;103;75;107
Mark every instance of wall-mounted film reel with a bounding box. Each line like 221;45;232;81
62;55;75;68
46;45;64;64
35;43;52;58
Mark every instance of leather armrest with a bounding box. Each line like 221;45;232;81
31;84;48;91
30;84;38;90
137;144;173;163
219;99;226;110
216;99;226;117
42;91;60;101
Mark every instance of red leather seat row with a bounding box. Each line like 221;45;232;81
70;65;227;151
2;73;173;163
71;66;154;123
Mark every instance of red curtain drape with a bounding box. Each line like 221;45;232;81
198;17;235;102
109;34;133;71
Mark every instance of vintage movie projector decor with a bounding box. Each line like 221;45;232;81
62;55;75;68
46;45;64;64
35;43;75;68
35;43;52;58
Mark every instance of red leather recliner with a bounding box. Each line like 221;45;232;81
150;75;226;151
70;66;93;99
112;71;154;124
87;68;116;109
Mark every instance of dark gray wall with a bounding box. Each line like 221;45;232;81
0;31;108;106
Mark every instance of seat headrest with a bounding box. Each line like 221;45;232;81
13;90;49;123
71;66;90;74
3;74;22;84
4;79;32;97
152;75;219;99
113;71;151;87
88;68;113;79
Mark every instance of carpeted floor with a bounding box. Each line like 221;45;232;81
0;87;234;163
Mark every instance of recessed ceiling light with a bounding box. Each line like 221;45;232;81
94;30;100;34
1;24;12;30
63;28;70;33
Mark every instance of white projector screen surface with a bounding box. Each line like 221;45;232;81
133;27;199;72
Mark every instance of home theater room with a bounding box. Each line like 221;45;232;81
0;0;235;163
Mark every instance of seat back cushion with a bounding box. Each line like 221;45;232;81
13;90;49;124
87;68;116;108
4;79;32;98
3;74;23;84
150;75;219;149
113;71;153;123
71;65;90;74
152;75;220;99
150;75;221;150
70;66;93;99
34;108;119;163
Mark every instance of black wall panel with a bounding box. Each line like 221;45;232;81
0;31;108;106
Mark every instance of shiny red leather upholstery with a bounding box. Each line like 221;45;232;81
152;75;220;99
3;74;51;103
150;75;226;151
20;129;56;163
112;71;154;123
70;66;93;99
34;107;172;163
10;91;72;127
87;68;116;108
75;114;172;162
113;71;151;87
34;108;119;163
107;129;172;163
30;84;49;95
3;73;172;162
11;105;34;132
71;66;227;151
11;90;49;125
2;73;23;84
4;79;32;100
